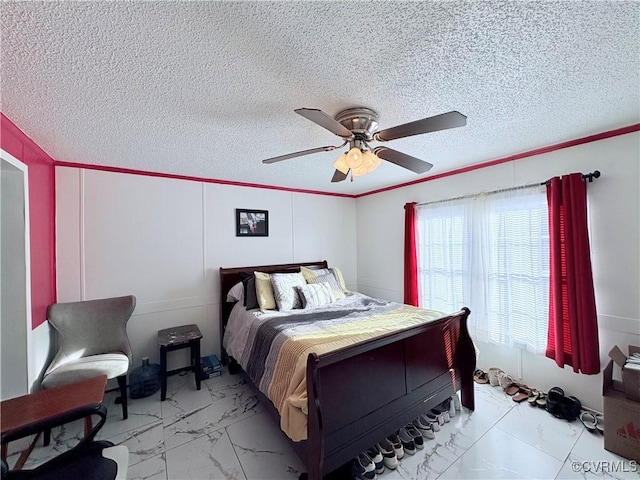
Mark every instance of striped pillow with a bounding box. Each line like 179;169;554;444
297;282;335;309
307;273;346;299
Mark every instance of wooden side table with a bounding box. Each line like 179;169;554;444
1;375;107;469
158;324;203;401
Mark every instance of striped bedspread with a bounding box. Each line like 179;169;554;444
227;293;445;441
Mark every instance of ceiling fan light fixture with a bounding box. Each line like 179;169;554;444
362;150;381;172
345;147;363;169
333;153;349;174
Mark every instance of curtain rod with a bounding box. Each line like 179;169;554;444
417;170;601;207
541;170;600;186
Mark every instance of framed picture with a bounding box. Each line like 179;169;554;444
236;209;269;237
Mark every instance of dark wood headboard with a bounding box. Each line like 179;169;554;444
218;260;328;361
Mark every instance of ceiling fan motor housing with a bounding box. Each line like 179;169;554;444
335;107;379;140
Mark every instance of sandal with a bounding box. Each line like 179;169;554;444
512;386;532;403
595;414;604;434
535;392;547;408
527;390;540;406
579;411;597;432
498;372;517;392
488;368;503;386
473;369;489;384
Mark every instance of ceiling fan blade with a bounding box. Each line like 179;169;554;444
295;108;354;138
262;146;337;164
374;147;433;174
374;111;467;142
331;169;348;183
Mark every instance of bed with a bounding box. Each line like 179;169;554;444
219;260;475;480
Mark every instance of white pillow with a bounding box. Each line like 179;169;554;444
297;282;335;309
226;282;244;302
270;272;306;311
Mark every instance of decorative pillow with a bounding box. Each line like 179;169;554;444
330;266;348;292
301;265;348;293
270;272;306;311
307;272;346;299
254;271;277;310
300;266;331;283
240;273;259;310
297;282;335;309
226;282;244;302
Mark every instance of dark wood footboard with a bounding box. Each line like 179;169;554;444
302;307;474;479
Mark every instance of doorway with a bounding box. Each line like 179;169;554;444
1;151;31;400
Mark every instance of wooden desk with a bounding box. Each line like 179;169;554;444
1;375;107;469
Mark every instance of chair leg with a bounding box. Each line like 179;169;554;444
116;375;128;420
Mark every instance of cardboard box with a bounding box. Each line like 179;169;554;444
608;345;640;401
602;359;640;462
200;354;223;380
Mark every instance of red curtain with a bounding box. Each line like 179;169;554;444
546;174;600;374
404;202;419;306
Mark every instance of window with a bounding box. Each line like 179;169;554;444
416;186;549;354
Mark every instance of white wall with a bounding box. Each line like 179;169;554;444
56;168;357;372
355;132;640;412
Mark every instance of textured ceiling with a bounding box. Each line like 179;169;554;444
1;1;638;195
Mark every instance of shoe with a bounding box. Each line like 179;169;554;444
374;439;398;470
560;396;581;421
413;416;436;439
397;427;416;455
473;369;489;384
352;452;377;480
527;390;540;406
386;433;404;460
404;424;424;449
512;386;532;403
488;367;503;386
452;393;461;411
424;412;441;432
579;411;597;433
595;414;604;434
429;410;444;426
365;446;385;475
545;387;565;417
535;392;547;408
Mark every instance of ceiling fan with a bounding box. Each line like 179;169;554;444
261;107;467;182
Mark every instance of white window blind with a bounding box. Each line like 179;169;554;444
416;186;549;354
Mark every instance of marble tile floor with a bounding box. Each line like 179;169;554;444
6;372;639;480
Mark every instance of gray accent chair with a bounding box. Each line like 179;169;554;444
42;295;136;420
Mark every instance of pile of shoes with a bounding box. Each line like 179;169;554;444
474;367;602;429
351;394;460;479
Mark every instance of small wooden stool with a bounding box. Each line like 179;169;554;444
157;324;203;401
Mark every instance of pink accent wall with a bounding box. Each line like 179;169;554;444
1;113;56;329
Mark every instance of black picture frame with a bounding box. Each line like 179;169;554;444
236;209;269;237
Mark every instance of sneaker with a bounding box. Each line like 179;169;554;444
365;446;385;475
386;433;404;460
397;427;416;455
452;393;461;411
374;439;398;470
412;416;436;439
429;410;445;426
435;399;451;423
352;452;377;480
404;424;425;449
424;412;441;432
